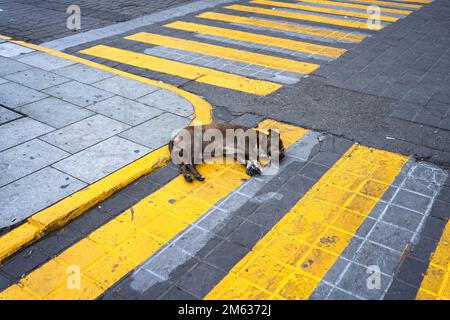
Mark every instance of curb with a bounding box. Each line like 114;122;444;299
0;35;213;263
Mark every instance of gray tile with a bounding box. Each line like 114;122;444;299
40;114;130;153
0;56;30;76
17;97;94;128
87;96;163;126
337;263;390;300
119;113;190;150
327;288;360;300
0;43;34;58
0;167;85;228
17;52;76;71
229;220;266;249
53;63;114;84
5;68;70;90
205;240;249;271
354;241;401;275
309;282;333;300
382;205;423;231
178;262;226;298
173;226;213;256
93;76;160;99
369;221;413;252
392;189;431;213
141;244;194;279
52;136;149;183
0;106;21;125
0;82;48;109
0;117;54;152
43;81;114;107
0;139;69;187
137;89;194;117
0;78;7;85
323;257;349;283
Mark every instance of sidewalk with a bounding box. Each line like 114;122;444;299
0;40;194;230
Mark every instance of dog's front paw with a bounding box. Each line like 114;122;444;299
184;174;194;183
246;164;261;176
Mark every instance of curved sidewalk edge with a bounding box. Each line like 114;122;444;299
0;35;213;264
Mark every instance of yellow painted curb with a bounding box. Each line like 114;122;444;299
0;35;213;264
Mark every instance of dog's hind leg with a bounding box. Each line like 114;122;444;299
179;164;194;183
186;164;205;181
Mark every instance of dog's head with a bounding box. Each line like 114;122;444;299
267;129;285;161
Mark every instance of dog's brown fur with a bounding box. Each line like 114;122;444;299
169;122;285;182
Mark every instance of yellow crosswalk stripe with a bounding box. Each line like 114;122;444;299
125;32;320;74
416;221;450;300
389;0;431;3
206;145;408;299
294;0;413;14
0;120;308;300
164;21;347;58
197;12;366;43
251;0;399;22
78;45;281;95
331;0;422;9
225;4;384;30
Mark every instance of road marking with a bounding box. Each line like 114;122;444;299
294;0;412;14
197;12;366;43
389;0;431;3
206;145;408;299
251;0;399;22
225;4;384;30
0;34;212;264
79;45;282;95
333;0;421;9
164;21;347;58
0;120;308;300
416;221;450;300
126;32;320;74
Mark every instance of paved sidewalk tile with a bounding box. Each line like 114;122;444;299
40;114;130;153
0;57;30;77
0;107;21;125
137;88;194;117
53;63;114;84
43;81;115;107
17;52;76;71
119;112;190;149
0;43;34;58
0;117;54;151
52;136;150;183
17;97;95;128
0;167;86;229
5;68;70;90
0;82;48;109
87;96;163;126
0;139;69;187
93;76;160;99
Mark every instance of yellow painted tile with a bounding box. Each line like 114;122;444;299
294;0;412;14
261;234;310;267
313;185;354;205
115;203;165;229
416;289;437;300
56;238;106;270
251;0;399;22
238;255;288;293
210;169;249;191
126;32;320;74
332;209;366;234
114;232;164;265
294;199;341;225
83;252;133;289
316;227;353;254
145;189;186;212
280;216;327;244
0;285;40;300
140;213;189;240
164;21;346;58
169;197;212;221
79;45;282;96
420;264;446;295
299;247;338;278
359;179;390;198
0;223;41;263
205;275;271;299
197;12;366;42
278;273;319;299
335;0;422;9
345;193;378;215
46;276;104;300
191;182;232;203
88;218;137;249
225;4;383;30
21;260;68;297
441;277;450;299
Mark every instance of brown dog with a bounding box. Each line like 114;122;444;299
168;122;285;182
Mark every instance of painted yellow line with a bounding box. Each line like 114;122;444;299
416;221;450;300
206;145;408;299
0;35;213;265
125;32;320;74
197;12;366;43
251;0;399;22
0;120;308;300
295;0;413;14
79;45;281;95
330;0;422;9
388;0;431;3
164;21;346;58
225;4;384;30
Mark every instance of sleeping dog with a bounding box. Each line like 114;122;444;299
169;122;285;182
